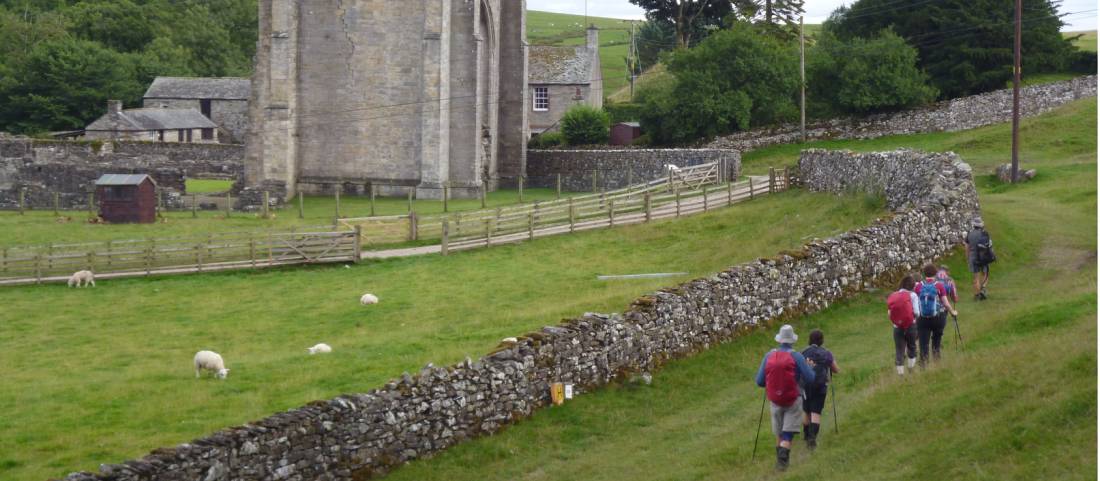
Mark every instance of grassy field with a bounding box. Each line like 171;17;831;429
0;188;578;247
183;179;234;194
1066;30;1097;52
368;100;1095;480
527;10;634;97
0;182;884;480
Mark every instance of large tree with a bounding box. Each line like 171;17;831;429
731;0;805;39
628;0;734;48
826;0;1076;98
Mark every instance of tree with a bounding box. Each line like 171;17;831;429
636;19;677;69
560;105;611;145
65;0;157;53
807;31;937;116
733;0;805;39
629;0;733;48
826;0;1076;98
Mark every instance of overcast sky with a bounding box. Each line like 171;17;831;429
527;0;1097;31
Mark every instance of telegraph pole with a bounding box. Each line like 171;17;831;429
1011;0;1022;182
800;16;806;143
630;20;637;100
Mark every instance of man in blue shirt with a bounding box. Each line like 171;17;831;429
755;324;816;470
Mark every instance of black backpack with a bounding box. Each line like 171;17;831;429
801;345;831;389
975;229;996;265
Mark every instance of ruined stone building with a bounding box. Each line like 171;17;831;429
85;100;220;143
143;77;251;143
245;0;528;200
528;26;602;135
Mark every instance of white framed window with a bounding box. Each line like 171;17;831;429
533;87;549;111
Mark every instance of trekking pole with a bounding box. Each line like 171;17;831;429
953;314;963;350
751;391;766;461
830;378;839;434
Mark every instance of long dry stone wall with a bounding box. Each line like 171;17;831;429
61;148;978;481
526;149;741;191
710;75;1097;151
0;138;244;209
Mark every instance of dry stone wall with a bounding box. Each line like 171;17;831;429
526;148;741;191
710;75;1097;151
62;149;978;481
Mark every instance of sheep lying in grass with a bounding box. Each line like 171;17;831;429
67;270;95;288
307;343;332;355
360;293;379;305
194;351;230;379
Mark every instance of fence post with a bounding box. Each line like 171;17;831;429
727;179;734;207
556;173;562;200
749;177;755;200
479;181;486;209
34;254;41;284
644;192;652;222
441;219;449;256
1;247;6;276
53;192;59;216
443;183;449;212
249;233;256;268
407;189;414;213
145;240;154;276
296;191;304;219
783;167;790;191
675;188;681;217
627;167;633;189
768;167;776;193
592;170;598;193
608;199;615;226
87;192;94;218
19;188;25;215
369;183;376;216
47;244;53;271
224;191;231;218
87;250;94;272
703;185;709;212
196;240;203;272
408;211;419;241
568;197;576;233
353;225;362;262
190;194;197;218
528;212;534;240
334;185;341;218
533;200;540;225
667;169;673;192
263;191;271;219
268;232;274;264
484;218;491;248
518;176;525;203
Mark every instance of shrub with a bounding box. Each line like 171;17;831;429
527;131;564;149
560;105;610;145
604;102;644;124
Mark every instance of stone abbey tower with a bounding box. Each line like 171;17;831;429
244;0;528;200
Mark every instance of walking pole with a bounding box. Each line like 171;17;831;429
752;391;766;461
953;314;963;350
830;379;839;434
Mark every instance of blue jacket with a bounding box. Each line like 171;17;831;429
755;344;816;389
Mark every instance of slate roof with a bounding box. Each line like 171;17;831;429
529;45;597;84
86;108;219;132
95;174;156;186
143;77;251;100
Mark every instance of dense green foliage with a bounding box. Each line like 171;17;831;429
825;0;1079;98
638;23;798;145
560;105;611;145
808;30;938;116
526;131;565;149
603;101;645;123
0;0;257;134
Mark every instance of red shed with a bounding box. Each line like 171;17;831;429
95;174;157;223
610;122;642;146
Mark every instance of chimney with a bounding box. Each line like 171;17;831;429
107;100;122;115
586;24;599;50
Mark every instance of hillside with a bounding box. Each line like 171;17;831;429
377;99;1098;480
527;10;635;98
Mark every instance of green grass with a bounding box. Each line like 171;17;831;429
527;10;636;98
0;185;885;480
372;100;1097;480
183;179;234;194
0;188;576;247
1065;30;1097;52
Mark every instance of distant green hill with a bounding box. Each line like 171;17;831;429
1065;30;1097;52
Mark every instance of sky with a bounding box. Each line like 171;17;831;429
526;0;1098;31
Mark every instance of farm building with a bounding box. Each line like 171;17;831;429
528;26;602;135
610;122;642;145
143;77;251;143
85;100;219;143
95;174;157;224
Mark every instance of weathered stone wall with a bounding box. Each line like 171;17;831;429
710;75;1097;151
63;149;978;481
0;139;243;209
526;148;741;191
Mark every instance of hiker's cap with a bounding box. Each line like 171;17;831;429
775;324;798;344
972;217;984;228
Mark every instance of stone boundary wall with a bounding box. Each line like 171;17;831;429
526;149;741;191
62;149;978;481
0;139;244;209
709;75;1097;151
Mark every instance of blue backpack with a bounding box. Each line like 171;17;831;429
918;280;941;317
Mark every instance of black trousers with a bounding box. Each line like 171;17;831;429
917;313;947;364
893;324;917;366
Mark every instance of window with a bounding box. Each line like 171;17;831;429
106;186;133;201
157;130;165;142
201;128;214;140
533;87;549;111
200;99;212;118
185;129;193;143
178;129;186;142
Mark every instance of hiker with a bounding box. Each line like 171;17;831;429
965;218;995;300
936;265;959;306
888;275;920;375
755;325;816;470
801;329;839;450
916;264;958;366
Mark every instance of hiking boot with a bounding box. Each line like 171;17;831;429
776;446;791;470
907;357;917;369
896;365;906;375
806;423;819;451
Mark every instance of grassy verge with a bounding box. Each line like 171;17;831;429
0;186;883;480
375;100;1097;480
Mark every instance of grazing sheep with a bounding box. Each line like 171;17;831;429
194;351;230;379
360;293;379;305
664;163;681;173
502;337;518;343
67;270;95;288
307;343;332;355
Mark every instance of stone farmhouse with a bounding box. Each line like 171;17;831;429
143;77;251;143
245;0;528;200
84;100;219;143
528;26;602;135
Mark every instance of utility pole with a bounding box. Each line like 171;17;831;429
629;19;637;101
799;16;806;143
1011;0;1022;183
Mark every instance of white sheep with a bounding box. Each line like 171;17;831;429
502;337;518;343
307;343;332;355
360;293;379;305
664;164;681;173
67;270;95;288
193;350;230;379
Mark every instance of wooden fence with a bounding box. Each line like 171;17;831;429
0;228;361;286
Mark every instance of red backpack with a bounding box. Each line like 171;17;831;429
887;289;915;330
765;350;800;406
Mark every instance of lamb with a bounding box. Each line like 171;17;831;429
307;343;332;355
193;350;230;379
67;270;95;288
360;293;379;305
664;163;681;173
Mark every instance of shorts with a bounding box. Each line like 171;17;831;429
770;399;803;436
968;255;988;274
802;386;828;414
